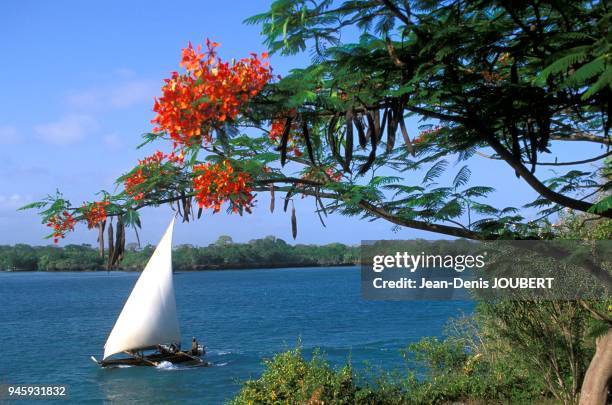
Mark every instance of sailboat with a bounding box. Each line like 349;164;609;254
92;218;205;367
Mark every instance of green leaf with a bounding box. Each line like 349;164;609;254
588;195;612;214
452;165;471;189
535;49;588;84
422;160;448;184
582;66;612;99
18;201;48;211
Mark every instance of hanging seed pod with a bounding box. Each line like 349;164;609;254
97;220;106;258
327;115;337;152
301;119;316;164
398;116;415;157
185;196;192;222
354;114;367;149
114;216;125;264
327;114;340;158
278;116;292;167
358;117;379;175
373;109;380;141
386;108;396;153
291;206;297;239
345;110;353;169
176;196;183;219
284;189;293;212
365;111;375;143
327;113;350;172
107;220;114;270
379;108;388;143
270;184;275;213
181;195;189;222
197;207;203;219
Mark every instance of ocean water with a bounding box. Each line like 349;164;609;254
0;268;472;404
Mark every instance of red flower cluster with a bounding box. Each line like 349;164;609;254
152;39;273;147
481;70;505;84
47;212;76;243
269;110;302;157
82;200;110;229
124;151;184;201
415;126;443;143
124;169;147;201
325;167;343;182
193;160;254;214
301;166;342;184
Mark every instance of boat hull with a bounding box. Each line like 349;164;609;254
94;352;207;367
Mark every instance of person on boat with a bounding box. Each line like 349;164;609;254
191;337;199;355
169;343;177;354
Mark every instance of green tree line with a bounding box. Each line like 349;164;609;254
0;236;358;272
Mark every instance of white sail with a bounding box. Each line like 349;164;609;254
103;218;181;360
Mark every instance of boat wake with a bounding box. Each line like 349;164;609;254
156;361;178;370
207;349;236;356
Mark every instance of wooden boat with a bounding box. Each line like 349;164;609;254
91;218;206;367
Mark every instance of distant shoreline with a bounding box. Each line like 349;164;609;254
1;263;359;273
0;237;359;272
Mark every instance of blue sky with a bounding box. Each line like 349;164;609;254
0;1;601;246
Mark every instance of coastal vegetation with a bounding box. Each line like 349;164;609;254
231;210;610;405
0;236;357;271
231;298;608;404
23;0;611;402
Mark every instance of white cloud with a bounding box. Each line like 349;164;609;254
114;68;137;78
34;114;98;145
0;125;20;144
0;194;28;211
66;78;158;111
103;133;122;149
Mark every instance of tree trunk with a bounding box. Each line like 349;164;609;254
580;328;612;405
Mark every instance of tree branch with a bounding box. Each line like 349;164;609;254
253;179;494;240
550;133;611;145
482;132;612;218
475;150;612;166
377;0;412;26
357;199;494;240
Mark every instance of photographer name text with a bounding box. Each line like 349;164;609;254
372;277;555;289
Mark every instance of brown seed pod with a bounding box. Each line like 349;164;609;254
354;114;367;149
97;220;106;258
278;116;292;166
270;184;275;213
399;115;415;157
345;110;353;169
115;216;125;264
359;114;379;175
373;109;380;141
291;206;297;240
301;118;316;164
107;220;114;270
380;108;388;143
181;195;190;222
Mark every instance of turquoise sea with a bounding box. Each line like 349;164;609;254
0;267;472;403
